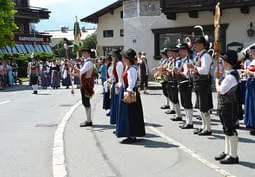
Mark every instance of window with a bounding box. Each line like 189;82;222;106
120;11;123;18
103;30;114;38
120;29;124;37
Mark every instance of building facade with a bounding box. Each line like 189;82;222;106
81;1;124;56
0;0;51;54
123;0;255;71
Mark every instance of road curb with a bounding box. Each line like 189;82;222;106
52;100;82;177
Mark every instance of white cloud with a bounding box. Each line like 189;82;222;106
30;0;69;7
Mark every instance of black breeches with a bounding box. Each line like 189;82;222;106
179;81;193;109
219;102;238;136
80;87;91;108
167;81;179;104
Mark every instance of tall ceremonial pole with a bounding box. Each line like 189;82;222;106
214;2;221;79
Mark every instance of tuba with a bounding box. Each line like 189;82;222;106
238;43;255;61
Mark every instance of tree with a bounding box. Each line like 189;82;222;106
0;0;18;49
82;33;97;50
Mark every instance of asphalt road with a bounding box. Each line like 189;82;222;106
65;89;255;177
1;84;255;177
0;85;81;177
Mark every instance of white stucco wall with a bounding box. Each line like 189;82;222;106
97;6;124;51
123;6;255;72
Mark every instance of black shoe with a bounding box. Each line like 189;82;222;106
160;105;170;109
33;91;38;94
196;116;202;120
113;131;116;134
171;117;182;121
120;137;137;144
220;156;239;164
180;124;194;129
198;130;212;136
80;121;93;127
250;130;255;136
215;152;227;161
106;112;110;116
165;110;176;114
193;128;203;134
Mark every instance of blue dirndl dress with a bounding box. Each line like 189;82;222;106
244;77;255;127
115;69;145;138
110;81;119;125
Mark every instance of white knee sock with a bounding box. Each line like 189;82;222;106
201;112;206;130
166;97;169;106
175;103;182;117
34;84;38;91
225;135;230;155
86;107;92;122
229;135;238;158
204;112;211;132
186;109;193;125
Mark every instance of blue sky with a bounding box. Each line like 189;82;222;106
30;0;117;31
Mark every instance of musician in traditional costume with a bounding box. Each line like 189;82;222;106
174;43;194;128
187;37;213;136
166;47;182;119
153;50;170;110
103;55;112;116
72;49;95;127
116;48;145;144
215;50;239;164
109;49;124;125
27;55;40;94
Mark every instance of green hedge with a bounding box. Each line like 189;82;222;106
0;52;54;77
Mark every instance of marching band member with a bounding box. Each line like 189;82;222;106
153;50;171;110
27;54;40;94
174;43;194;128
110;49;124;125
187;37;213;136
215;50;239;164
166;47;182;120
116;48;145;144
72;49;95;127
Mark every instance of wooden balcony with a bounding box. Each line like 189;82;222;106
160;0;255;19
15;6;51;23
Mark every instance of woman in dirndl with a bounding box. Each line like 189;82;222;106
243;54;255;135
102;55;112;115
116;48;146;144
109;49;124;125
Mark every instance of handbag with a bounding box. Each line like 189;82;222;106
124;91;136;103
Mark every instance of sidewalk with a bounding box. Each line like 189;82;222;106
64;89;255;177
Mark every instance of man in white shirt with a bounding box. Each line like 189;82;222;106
188;37;213;136
73;49;94;127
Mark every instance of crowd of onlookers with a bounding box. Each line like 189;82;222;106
0;60;18;89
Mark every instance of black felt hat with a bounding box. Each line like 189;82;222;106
166;46;179;53
222;50;238;66
109;49;122;60
194;36;206;44
121;48;136;61
179;43;190;50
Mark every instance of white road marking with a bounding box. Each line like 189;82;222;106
146;123;237;177
0;100;10;105
52;87;101;177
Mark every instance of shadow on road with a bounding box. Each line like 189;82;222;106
133;138;179;148
209;133;255;144
145;122;163;128
239;161;255;169
91;124;115;132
